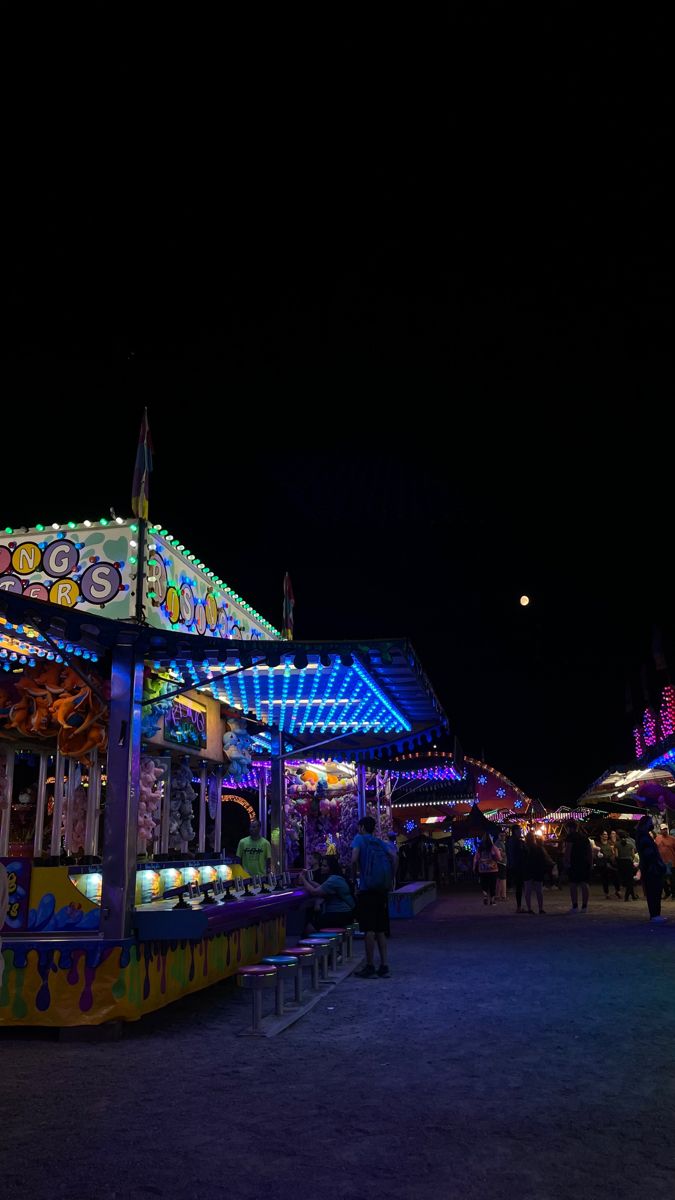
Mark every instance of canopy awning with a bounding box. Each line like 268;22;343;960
578;763;675;808
0;591;449;760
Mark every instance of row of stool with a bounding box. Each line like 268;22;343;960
236;925;356;1033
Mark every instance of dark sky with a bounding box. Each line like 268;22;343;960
6;9;672;805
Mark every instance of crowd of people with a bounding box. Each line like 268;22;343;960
471;815;675;921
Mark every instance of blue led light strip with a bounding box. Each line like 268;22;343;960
321;667;354;733
345;684;371;732
267;663;276;727
278;659;292;732
352;660;410;731
252;664;263;721
237;664;250;714
309;660;340;734
298;662;324;734
287;661;307;735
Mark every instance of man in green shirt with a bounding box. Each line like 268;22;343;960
236;819;272;877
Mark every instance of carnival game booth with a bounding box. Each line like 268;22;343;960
0;592;447;1025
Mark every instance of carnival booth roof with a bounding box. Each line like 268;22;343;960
0;591;448;760
578;763;675;809
390;751;536;821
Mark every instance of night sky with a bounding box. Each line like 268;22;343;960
6;10;672;806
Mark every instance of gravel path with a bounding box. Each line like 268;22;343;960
2;885;674;1200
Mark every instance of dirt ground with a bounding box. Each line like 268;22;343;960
2;885;674;1200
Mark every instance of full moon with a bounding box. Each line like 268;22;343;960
519;595;530;607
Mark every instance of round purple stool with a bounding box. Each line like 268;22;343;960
236;964;277;1033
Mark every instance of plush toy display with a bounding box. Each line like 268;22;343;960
1;662;109;761
69;784;88;856
222;718;253;783
138;756;166;854
141;676;171;739
168;760;196;852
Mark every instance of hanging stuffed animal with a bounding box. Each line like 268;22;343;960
138;756;165;853
70;784;88;856
168;761;196;852
142;676;172;739
222;717;253;783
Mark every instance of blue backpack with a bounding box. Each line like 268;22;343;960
358;834;395;892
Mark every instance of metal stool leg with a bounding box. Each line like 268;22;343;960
275;976;285;1016
252;989;263;1033
294;967;304;1004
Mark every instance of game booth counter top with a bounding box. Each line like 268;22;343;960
0;570;448;1027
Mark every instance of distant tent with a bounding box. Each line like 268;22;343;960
451;804;496;839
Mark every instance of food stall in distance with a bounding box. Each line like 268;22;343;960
1;517;448;1026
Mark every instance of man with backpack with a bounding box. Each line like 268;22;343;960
351;816;398;978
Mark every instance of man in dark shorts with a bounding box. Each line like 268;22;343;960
351;816;398;978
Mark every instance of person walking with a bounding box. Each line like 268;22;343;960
506;825;527;912
523;832;553;914
351;816;398;978
598;830;621;899
616;830;638;901
473;832;501;906
635;815;667;923
563;821;593;912
494;831;507;901
655;824;675;900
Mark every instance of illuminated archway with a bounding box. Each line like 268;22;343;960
221;792;256;820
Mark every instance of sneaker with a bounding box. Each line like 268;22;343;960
567;906;579;913
580;906;588;912
376;965;390;978
354;964;377;978
538;909;546;914
649;916;668;924
483;898;488;906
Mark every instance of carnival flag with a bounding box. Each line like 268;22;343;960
131;408;153;520
283;572;295;641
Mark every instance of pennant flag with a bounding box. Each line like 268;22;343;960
283;572;295;641
131;408;153;520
